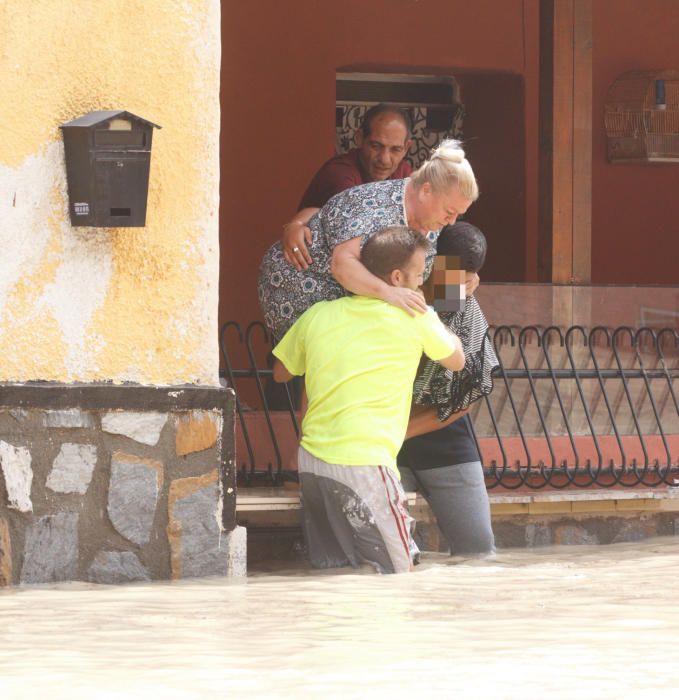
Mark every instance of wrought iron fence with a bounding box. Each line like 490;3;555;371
220;322;679;490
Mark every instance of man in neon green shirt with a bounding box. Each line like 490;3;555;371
273;226;464;574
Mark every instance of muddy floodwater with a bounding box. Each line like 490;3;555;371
2;538;679;699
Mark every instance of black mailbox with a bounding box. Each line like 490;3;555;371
60;110;161;227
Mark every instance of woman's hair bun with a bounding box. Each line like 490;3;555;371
410;138;478;201
430;139;466;164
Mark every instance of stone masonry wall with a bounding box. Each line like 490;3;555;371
0;385;243;586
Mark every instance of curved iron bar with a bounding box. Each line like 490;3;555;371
588;326;626;486
541;326;579;488
471;409;498;487
477;395;506;489
268;333;301;480
488;326;518;477
482;329;507;466
490;324;518;348
219;321;257;479
220;319;679;490
490;326;532;489
611;327;650;485
633;328;673;485
474;332;507;489
656;328;679;419
245;322;281;482
518;326;556;488
564;326;603;487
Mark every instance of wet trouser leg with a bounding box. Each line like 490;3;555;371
299;447;415;574
399;461;495;555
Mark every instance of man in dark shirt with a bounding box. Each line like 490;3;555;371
284;104;413;270
298;104;413;209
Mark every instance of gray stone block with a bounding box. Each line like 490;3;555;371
107;456;161;546
612;520;653;544
172;483;243;577
525;523;553;547
20;512;79;584
9;409;29;422
43;409;94;429
223;526;247;577
101;411;167;446
0;517;11;586
554;525;600;546
0;440;33;513
87;551;151;584
46;443;97;494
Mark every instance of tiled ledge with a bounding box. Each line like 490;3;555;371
486;489;679;516
239;486;679;559
237;486;679;516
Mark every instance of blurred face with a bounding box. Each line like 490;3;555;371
431;255;466;312
411;183;473;233
355;114;411;181
393;248;426;290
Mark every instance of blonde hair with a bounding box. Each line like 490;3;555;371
410;139;479;201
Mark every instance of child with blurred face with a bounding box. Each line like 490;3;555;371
413;220;497;419
397;221;499;557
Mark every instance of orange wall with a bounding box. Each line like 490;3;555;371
592;0;679;284
220;0;541;328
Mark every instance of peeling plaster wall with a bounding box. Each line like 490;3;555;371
0;0;220;385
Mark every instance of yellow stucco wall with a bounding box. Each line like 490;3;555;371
0;0;220;385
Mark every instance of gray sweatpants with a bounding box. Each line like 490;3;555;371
298;447;415;574
399;461;495;555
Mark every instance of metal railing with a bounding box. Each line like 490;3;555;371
220;322;679;490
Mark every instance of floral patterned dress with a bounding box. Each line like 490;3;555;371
257;178;439;340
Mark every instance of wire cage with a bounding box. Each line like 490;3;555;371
605;69;679;163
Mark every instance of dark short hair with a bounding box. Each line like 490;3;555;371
360;226;429;281
361;104;412;139
436;222;487;272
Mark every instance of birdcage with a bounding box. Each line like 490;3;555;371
605;70;679;163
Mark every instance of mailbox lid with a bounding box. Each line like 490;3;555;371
60;110;161;130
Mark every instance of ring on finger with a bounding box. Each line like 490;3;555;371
292;246;300;253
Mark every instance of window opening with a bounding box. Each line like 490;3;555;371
336;72;464;168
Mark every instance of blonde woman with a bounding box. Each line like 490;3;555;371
258;139;479;340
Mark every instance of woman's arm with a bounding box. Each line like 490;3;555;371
282;207;319;271
405;406;469;440
330;237;428;315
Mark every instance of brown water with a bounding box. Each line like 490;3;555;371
3;539;679;699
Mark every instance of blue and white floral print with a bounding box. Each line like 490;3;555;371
258;178;438;340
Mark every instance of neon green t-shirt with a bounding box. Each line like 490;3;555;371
272;296;458;471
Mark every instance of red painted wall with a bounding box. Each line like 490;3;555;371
220;0;541;329
592;0;679;284
459;73;528;284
